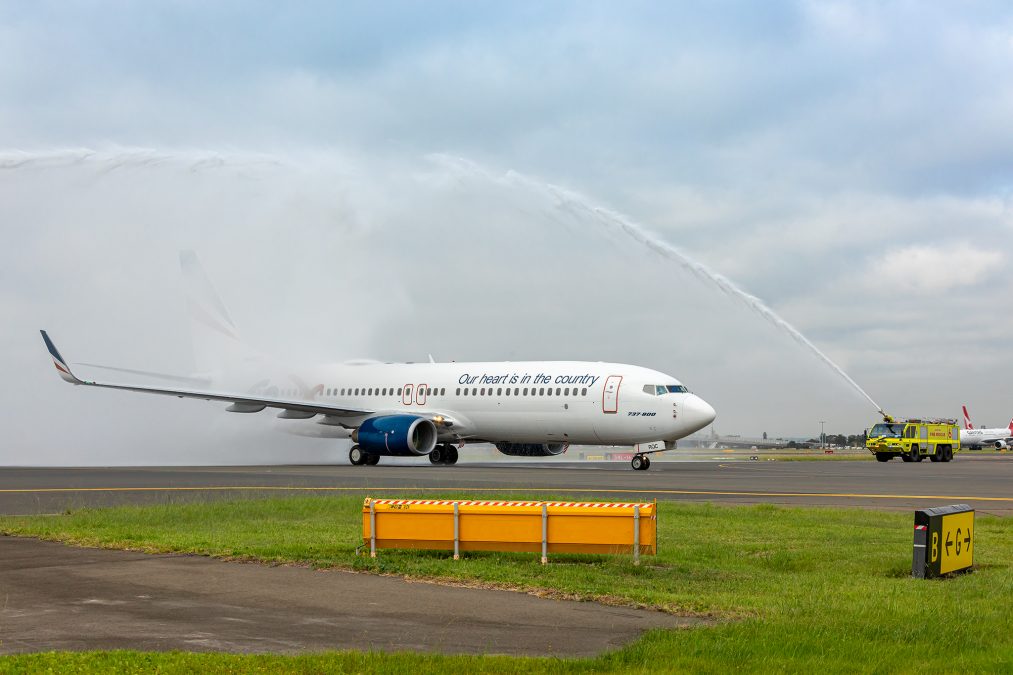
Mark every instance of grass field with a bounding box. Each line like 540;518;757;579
1;495;1012;673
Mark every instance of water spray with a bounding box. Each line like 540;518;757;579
433;156;883;414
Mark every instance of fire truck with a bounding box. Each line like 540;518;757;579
866;415;960;463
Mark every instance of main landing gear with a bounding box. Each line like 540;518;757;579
348;445;380;466
429;444;459;466
631;454;651;471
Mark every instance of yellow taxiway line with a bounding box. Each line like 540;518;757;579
0;485;1011;502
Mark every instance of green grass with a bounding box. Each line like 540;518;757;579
2;495;1012;673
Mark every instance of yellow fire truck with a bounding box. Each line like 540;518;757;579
866;415;960;463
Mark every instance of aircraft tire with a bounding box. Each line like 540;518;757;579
631;455;645;471
365;454;380;466
429;446;444;465
445;446;459;465
643;457;651;470
349;445;366;466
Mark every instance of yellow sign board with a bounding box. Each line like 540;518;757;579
933;511;974;574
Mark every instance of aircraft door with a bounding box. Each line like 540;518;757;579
402;384;413;406
602;375;622;414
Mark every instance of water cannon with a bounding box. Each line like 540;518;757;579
880;410;894;423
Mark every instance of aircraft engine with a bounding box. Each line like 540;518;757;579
494;442;566;457
352;415;438;456
994;439;1008;450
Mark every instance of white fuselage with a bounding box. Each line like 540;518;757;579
239;360;716;446
959;426;1013;448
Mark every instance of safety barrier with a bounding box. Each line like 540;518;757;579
362;498;656;564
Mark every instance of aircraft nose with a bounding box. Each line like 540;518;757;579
682;395;716;433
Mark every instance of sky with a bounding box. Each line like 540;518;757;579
2;1;1013;464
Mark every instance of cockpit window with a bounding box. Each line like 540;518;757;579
644;384;689;395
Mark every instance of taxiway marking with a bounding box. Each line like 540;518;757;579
0;486;1010;502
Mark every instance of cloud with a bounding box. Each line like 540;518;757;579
863;243;1003;294
4;2;1013;458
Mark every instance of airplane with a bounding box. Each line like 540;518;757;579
959;405;1013;449
40;252;717;471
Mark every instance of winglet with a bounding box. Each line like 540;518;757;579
40;330;83;384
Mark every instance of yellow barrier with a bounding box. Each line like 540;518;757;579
362;498;656;564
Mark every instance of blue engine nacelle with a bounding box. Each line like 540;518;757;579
495;442;566;457
352;415;438;456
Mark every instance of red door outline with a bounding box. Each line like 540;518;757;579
602;375;622;414
416;383;428;406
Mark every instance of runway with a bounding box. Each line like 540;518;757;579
1;455;1011;515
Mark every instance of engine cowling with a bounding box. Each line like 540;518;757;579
495;442;566;457
995;440;1008;449
353;415;438;456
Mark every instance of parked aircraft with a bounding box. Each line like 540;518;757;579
959;405;1013;449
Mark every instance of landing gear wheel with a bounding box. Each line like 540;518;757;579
429;446;444;465
365;454;380;466
643;456;651;469
631;455;646;471
349;445;366;466
876;453;891;462
445;446;459;465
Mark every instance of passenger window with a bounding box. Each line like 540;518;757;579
514;388;519;395
440;388;445;396
539;388;545;395
581;388;587;395
547;388;553;396
497;388;502;395
555;388;561;395
523;388;529;395
397;388;402;396
472;388;477;396
505;388;511;396
463;388;468;396
564;388;570;396
456;388;461;395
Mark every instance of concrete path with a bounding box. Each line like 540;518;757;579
0;537;695;656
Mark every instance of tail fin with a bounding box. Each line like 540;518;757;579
180;250;264;373
962;405;973;430
1008;418;1013;434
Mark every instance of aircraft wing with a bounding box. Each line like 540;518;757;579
41;330;373;418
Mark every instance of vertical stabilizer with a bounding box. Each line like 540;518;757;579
180;250;263;374
962;405;973;430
